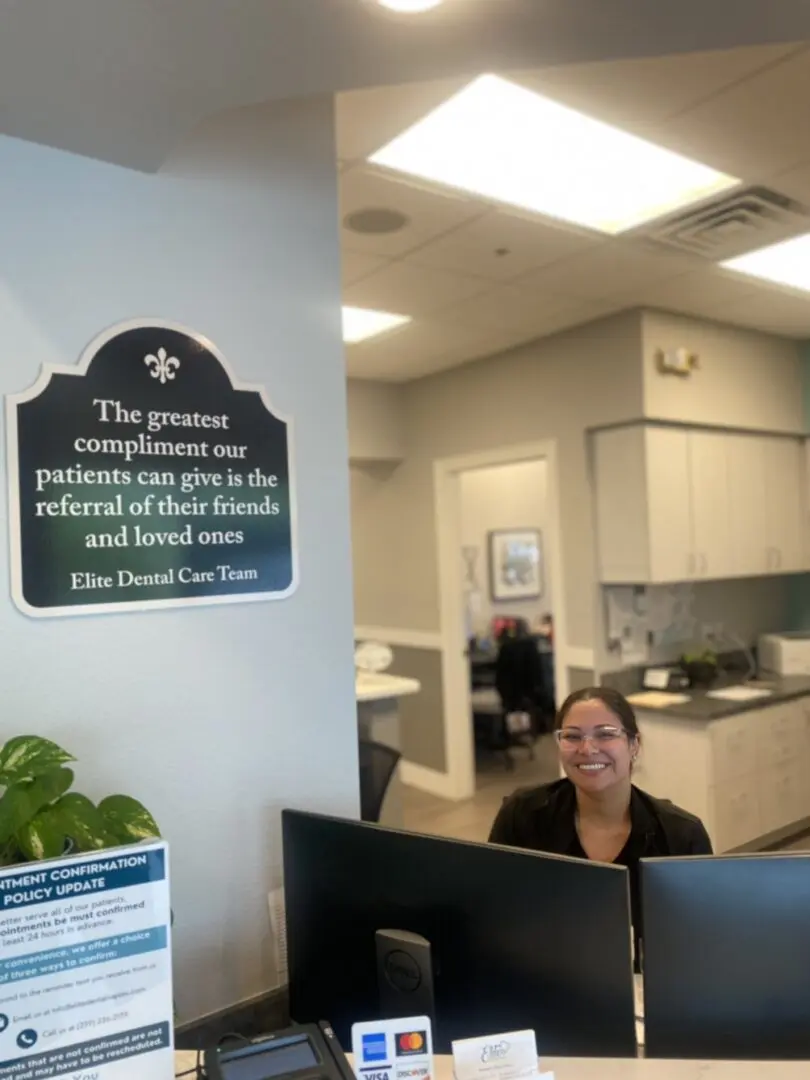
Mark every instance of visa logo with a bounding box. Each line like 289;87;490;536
362;1071;391;1080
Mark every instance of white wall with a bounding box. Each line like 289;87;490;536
0;98;358;1022
383;311;644;648
347;379;405;462
459;459;552;634
642;310;805;432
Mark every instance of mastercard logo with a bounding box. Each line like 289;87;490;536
396;1032;426;1056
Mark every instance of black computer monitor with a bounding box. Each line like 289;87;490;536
641;853;810;1059
282;809;636;1056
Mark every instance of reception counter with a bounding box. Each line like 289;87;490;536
174;1052;810;1078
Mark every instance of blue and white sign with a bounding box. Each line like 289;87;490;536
0;841;172;1079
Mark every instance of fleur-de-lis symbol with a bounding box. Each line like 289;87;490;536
144;346;180;385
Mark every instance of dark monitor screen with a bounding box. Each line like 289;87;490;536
282;810;636;1057
641;854;810;1059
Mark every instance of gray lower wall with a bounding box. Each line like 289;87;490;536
567;666;596;694
387;646;446;772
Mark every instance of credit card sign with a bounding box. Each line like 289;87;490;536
352;1017;433;1080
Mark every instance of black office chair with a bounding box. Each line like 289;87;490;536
358;739;402;823
492;633;549;768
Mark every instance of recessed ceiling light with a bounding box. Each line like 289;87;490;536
344;207;410;235
721;233;810;292
342;306;411;343
369;74;740;235
377;0;443;10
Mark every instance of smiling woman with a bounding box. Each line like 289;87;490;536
489;687;712;960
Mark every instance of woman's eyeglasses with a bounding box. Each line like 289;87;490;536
554;726;627;750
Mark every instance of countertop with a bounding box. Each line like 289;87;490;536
632;674;810;721
174;1051;810;1078
355;671;421;703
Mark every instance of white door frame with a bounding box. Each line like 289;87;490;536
434;439;571;801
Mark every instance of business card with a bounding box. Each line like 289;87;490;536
451;1029;539;1080
351;1016;434;1080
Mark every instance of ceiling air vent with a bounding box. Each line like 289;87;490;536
641;186;810;261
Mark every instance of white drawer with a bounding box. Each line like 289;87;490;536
712;776;761;853
760;761;805;837
756;704;803;768
794;699;810;771
711;714;757;784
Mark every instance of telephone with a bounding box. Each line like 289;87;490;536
205;1021;355;1080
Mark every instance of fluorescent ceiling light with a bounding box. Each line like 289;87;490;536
721;233;810;292
377;0;443;9
342;306;410;343
369;74;739;235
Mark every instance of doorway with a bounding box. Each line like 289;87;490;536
433;440;569;804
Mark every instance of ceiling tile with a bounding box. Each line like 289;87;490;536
343;260;488;317
437;284;582;334
345;320;454;381
650;46;810;181
336;78;466;164
339;164;486;257
338;47;810;382
770;159;810;205
517;242;698;299
406;209;601;281
511;44;798;131
346;299;627;383
341;249;390;286
710;284;810;338
621;268;762;316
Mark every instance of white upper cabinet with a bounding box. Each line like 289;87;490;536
762;436;805;574
727;433;805;576
594;424;806;584
727;433;767;577
688;430;733;580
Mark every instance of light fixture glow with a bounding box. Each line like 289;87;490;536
369;74;739;235
721;233;810;292
342;306;411;343
377;0;443;10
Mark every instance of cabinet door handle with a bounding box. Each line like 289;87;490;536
687;553;696;576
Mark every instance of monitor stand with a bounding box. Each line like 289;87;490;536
375;929;436;1028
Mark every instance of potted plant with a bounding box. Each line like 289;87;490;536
680;649;719;689
0;735;160;865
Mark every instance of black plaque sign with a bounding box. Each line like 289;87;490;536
6;320;297;617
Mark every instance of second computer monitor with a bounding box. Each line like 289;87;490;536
282;809;636;1056
642;853;810;1059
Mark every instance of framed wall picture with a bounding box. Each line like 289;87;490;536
488;529;543;602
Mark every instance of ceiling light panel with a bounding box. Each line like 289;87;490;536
377;0;443;9
721;233;810;293
369;74;740;235
342;305;410;343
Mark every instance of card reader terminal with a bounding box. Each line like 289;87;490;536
205;1022;356;1080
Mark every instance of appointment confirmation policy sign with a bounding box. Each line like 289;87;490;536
0;841;172;1080
6;320;298;617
